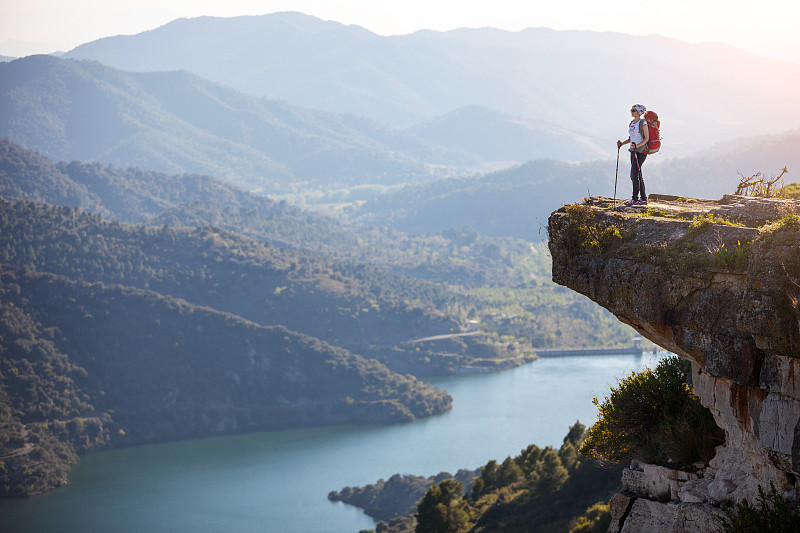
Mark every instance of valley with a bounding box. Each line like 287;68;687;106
0;141;635;498
1;10;799;532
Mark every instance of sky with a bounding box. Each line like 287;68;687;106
1;0;799;63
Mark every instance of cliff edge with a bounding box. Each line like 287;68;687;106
548;194;800;532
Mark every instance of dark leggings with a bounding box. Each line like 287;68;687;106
630;151;647;200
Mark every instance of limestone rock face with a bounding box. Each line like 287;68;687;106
548;195;800;532
620;498;727;533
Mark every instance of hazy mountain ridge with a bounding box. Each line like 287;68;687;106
407;105;608;162
0;55;470;193
65;12;800;153
354;159;611;240
352;128;800;239
0;137;344;235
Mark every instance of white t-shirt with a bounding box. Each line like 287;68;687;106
629;119;644;145
629;119;647;152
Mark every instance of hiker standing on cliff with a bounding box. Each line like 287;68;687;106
617;104;649;206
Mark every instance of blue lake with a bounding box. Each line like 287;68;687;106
1;352;664;533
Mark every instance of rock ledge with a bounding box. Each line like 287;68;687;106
548;195;800;532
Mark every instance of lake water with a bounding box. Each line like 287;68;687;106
1;352;664;533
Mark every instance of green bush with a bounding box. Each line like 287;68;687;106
721;482;800;533
569;502;611;533
579;356;725;467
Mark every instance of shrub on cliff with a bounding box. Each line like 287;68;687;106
568;501;611;533
721;482;800;533
579;355;725;467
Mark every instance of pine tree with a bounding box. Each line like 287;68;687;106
415;479;470;533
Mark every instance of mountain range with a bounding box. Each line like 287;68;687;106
64;12;800;154
3;51;797;209
0;52;627;196
0;54;473;193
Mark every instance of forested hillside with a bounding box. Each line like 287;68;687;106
0;143;637;499
331;423;621;532
0;197;469;497
0;199;465;367
0;140;635;351
353;159;610;240
0;265;450;498
0;139;534;285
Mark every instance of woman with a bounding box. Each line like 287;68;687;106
617;104;649;206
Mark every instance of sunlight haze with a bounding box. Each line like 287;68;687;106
1;0;799;63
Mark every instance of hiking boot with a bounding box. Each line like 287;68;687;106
624;199;637;206
636;199;648;205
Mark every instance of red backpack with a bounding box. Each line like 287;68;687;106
643;111;661;154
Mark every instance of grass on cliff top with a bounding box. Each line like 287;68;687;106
757;214;800;247
643;207;673;218
560;204;751;272
562;204;631;256
688;213;746;231
640;237;750;272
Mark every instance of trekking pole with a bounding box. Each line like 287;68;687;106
613;143;621;206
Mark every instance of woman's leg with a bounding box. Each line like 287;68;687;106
637;153;648;200
629;152;640;200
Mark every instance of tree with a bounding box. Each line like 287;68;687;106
536;449;569;493
497;456;524;486
563;420;586;447
559;439;580;472
416;479;470;533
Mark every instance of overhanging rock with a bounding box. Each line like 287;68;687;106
548;194;800;531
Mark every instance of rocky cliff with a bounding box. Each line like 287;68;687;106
548;194;800;532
